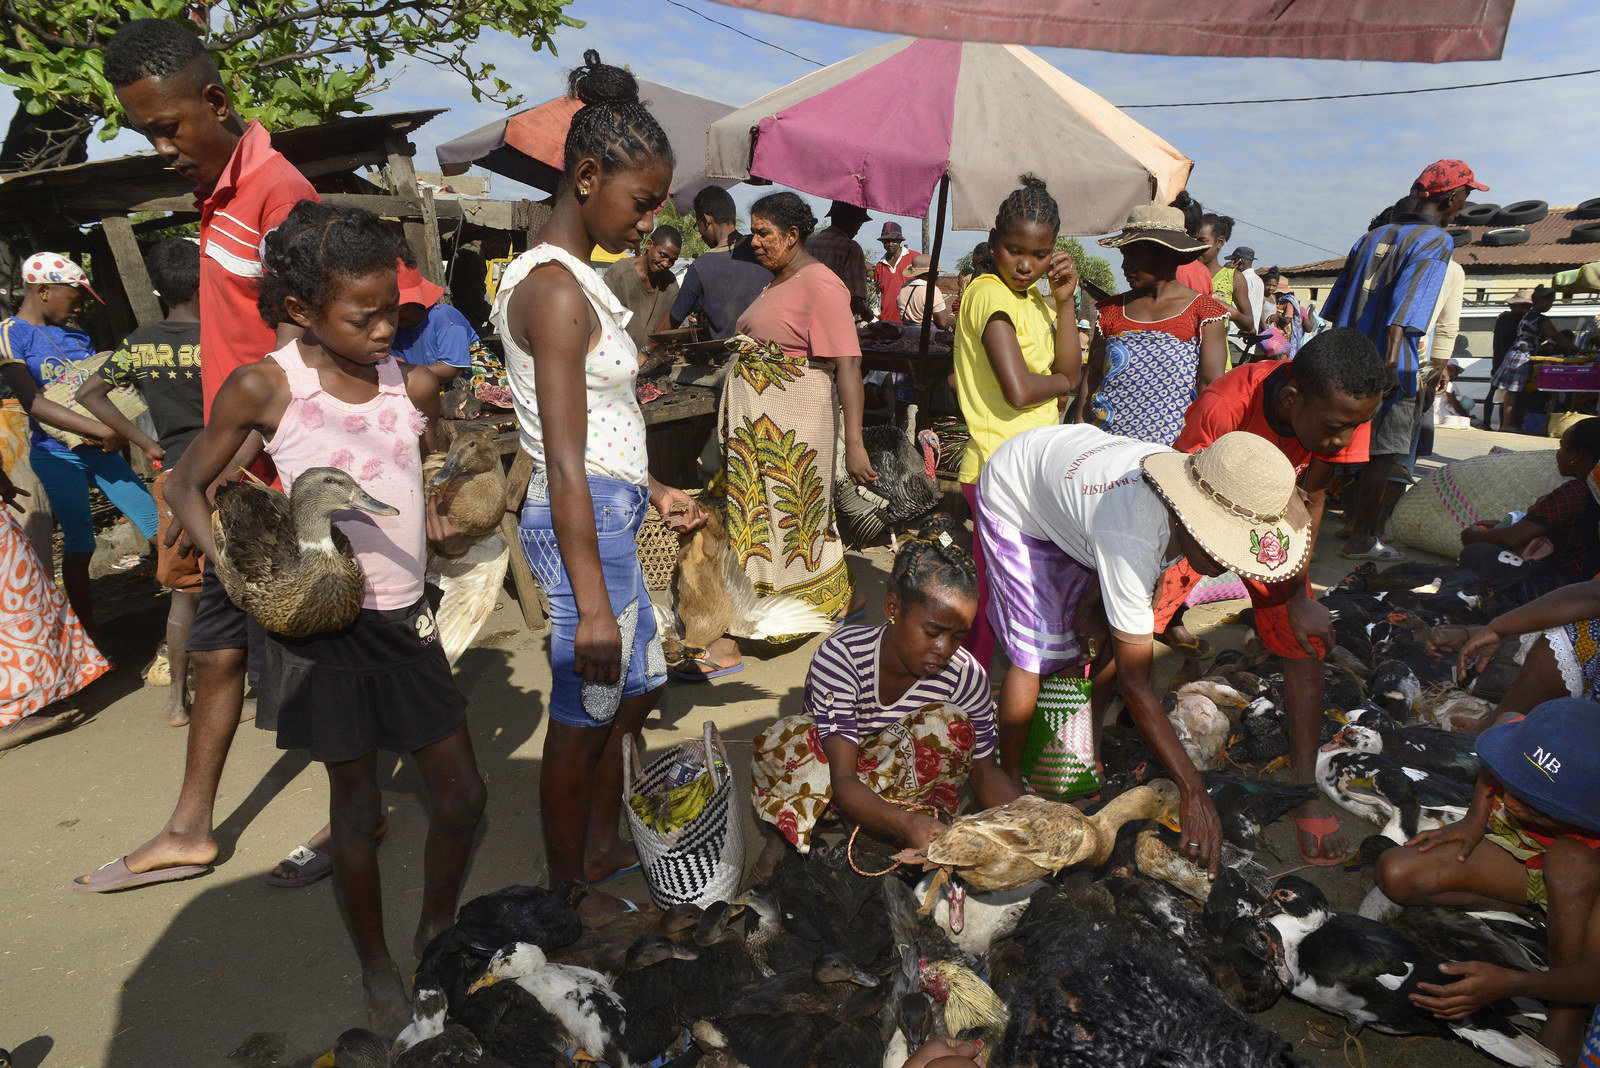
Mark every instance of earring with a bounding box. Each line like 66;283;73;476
887;614;896;625
577;185;590;202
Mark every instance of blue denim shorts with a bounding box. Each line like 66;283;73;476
519;471;665;727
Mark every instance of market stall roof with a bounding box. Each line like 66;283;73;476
1283;207;1600;276
435;81;736;209
0;108;445;228
707;37;1189;233
704;0;1513;62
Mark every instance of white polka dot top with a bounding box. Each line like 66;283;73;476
491;243;650;488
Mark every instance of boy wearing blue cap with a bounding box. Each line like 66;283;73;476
1377;698;1600;1065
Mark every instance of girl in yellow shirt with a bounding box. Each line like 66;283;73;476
952;174;1081;670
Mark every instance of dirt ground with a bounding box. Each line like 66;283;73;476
0;426;1560;1068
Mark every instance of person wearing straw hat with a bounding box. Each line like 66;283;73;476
1375;698;1600;1065
898;254;951;328
978;423;1312;874
1086;206;1230;446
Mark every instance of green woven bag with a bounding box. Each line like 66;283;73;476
1015;674;1100;799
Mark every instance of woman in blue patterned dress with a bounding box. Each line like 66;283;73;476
1083;206;1230;445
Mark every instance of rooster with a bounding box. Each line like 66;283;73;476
834;424;942;550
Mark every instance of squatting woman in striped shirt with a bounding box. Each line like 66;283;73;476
748;530;1020;882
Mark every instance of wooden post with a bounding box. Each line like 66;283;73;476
385;135;444;286
913;175;950;432
100;214;162;327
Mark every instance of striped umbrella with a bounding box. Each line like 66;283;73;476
706;37;1191;235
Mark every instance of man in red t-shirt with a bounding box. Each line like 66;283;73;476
73;19;326;895
1153;327;1385;865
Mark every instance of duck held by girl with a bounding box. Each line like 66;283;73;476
490;50;705;919
163;200;485;1040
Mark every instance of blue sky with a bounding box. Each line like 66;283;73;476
66;0;1600;274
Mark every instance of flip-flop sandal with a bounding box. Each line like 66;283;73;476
595;863;643;885
1159;636;1213;658
1293;816;1347;867
669;659;744;682
832;606;868;628
110;553;144;571
263;843;333;887
70;856;211;893
1340;540;1405;562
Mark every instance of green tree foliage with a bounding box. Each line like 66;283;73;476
656;200;710;260
955;235;1115;312
0;0;583;169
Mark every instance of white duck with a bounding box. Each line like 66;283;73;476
468;942;631;1067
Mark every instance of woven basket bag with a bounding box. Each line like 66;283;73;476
1391;448;1566;559
623;720;746;909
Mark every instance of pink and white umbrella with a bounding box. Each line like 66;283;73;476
706;37;1191;235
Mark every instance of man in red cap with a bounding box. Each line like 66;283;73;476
1322;159;1481;561
393;261;476;384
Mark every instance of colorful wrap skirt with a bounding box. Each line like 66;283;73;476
750;703;976;853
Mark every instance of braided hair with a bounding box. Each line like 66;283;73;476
257;200;410;326
563;49;675;181
993;174;1061;239
1199;212;1234;243
890;517;977;609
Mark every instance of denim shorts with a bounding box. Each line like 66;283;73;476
519;471;665;727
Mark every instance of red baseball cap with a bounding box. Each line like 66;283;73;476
1415;159;1488;196
396;261;444;309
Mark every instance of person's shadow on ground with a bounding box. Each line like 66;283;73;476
101;644;542;1067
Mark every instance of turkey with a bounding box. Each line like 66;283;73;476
834;421;942;549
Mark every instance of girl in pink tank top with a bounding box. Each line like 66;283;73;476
161;201;485;1037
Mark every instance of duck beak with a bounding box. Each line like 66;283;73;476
1157;811;1183;833
352;489;400;516
848;962;880;987
467;972;500;994
427;454;462;489
672;944;702;961
313;1053;337;1068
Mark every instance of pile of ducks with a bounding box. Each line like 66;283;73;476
314;559;1563;1067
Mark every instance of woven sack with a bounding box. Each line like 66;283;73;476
636;504;682;591
1016;674;1100;799
1549;410;1589;439
40;353;147;449
623;720;746;909
1391;448;1566;559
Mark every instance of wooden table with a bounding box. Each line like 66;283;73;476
860;345;955;430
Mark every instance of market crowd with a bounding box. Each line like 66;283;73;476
1;16;1596;1066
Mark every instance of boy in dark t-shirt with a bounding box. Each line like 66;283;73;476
78;238;204;728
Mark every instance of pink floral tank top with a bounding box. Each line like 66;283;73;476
264;341;427;611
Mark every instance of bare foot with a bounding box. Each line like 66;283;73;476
363;958;412;1041
162;691;190;728
0;706;89;751
268;817;387;881
583;839;640;884
836;591;867;621
122;819;221;877
414;909;454;961
746;822;789;888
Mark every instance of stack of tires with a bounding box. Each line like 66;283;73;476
1457;200;1548;247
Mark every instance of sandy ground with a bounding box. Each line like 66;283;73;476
0;426;1561;1068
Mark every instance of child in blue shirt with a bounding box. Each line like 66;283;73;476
392;262;474;384
0;253;158;638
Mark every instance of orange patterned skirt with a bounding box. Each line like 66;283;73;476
0;508;108;726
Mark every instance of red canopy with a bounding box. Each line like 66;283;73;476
704;0;1514;63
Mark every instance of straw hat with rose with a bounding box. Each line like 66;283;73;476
1141;431;1311;582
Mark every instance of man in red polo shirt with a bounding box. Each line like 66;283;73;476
872;221;918;323
1152;327;1386;865
72;19;325;894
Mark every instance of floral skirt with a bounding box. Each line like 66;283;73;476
718;345;852;622
750;702;976;853
1544;619;1600;702
0;507;108;726
1484;783;1600;908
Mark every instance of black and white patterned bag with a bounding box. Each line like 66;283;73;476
623;721;745;909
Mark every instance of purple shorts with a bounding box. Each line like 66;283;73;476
975;488;1095;675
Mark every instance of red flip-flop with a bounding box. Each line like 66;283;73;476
1293;816;1347;866
70;857;210;893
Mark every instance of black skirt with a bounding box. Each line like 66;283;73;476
259;596;466;763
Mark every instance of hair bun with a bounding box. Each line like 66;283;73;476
1018;173;1047;191
569;49;640;108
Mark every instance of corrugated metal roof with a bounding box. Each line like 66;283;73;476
1283;205;1600;276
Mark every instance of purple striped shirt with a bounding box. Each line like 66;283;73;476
803;624;997;760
